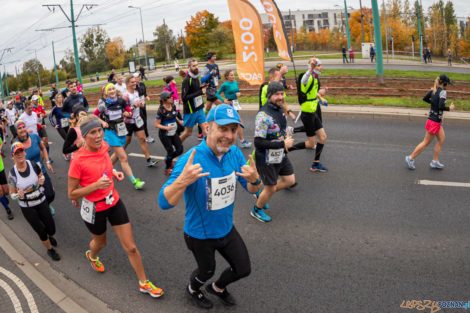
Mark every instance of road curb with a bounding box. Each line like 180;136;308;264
0;218;118;313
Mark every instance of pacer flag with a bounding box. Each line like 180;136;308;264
260;0;293;62
227;0;265;85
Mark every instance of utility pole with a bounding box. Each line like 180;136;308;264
42;2;99;85
416;0;423;62
344;0;351;51
181;30;186;60
3;66;9;96
390;28;394;58
0;48;13;99
129;6;149;69
163;19;170;64
383;0;389;63
52;41;59;88
411;35;415;58
359;0;365;42
371;0;384;84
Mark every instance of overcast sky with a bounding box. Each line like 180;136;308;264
0;0;468;75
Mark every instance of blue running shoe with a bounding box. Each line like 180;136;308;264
310;162;328;172
430;160;444;169
253;190;269;209
239;140;252;148
405;155;415;170
250;206;271;223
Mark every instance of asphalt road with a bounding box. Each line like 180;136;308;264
1;113;470;313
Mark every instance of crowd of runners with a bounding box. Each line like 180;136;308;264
0;50;456;309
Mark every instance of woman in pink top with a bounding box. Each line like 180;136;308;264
76;80;83;94
163;75;184;134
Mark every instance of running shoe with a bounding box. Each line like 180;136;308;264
253;189;269;209
310;162;328;172
50;206;55;216
197;134;203;140
405;155;416;170
145;136;155;143
6;209;13;220
430;160;445;169
47;248;61;261
164;168;173;176
186;285;213;309
250;206;272;223
206;283;236;306
86;250;105;273
146;158;159;167
133;178;145;190
49;236;57;247
239;139;252;148
139;280;164;298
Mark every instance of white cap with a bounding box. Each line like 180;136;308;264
31;95;39;101
315;58;322;65
133;72;140;78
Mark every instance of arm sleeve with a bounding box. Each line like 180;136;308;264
301;71;312;86
200;69;212;84
49;108;57;127
254;137;285;150
422;90;432;104
158;150;191;210
439;90;449;111
62;128;78;154
181;78;190;103
216;83;225;102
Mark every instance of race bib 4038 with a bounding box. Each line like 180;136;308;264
206;172;236;211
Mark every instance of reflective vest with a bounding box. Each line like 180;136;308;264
300;75;319;113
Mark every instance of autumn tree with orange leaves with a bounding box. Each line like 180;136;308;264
105;37;126;69
184;10;234;58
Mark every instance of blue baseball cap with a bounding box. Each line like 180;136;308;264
206;104;244;128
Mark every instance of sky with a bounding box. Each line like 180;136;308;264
0;0;468;75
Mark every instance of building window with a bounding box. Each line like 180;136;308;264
323;19;329;26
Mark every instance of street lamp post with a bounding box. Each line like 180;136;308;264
129;6;149;69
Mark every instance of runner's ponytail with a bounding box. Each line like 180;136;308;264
432;76;440;95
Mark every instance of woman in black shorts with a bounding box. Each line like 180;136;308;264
8;142;60;260
67;115;163;298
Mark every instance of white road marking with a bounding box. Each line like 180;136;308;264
0;267;38;313
128;153;165;160
0;278;23;313
417;180;470;188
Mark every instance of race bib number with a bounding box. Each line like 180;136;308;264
213;76;218;87
174;100;180;111
80;198;96;224
116;122;128;136
167;122;177;136
135;115;144;128
231;100;242;111
60;118;69;128
266;148;284;164
195;96;203;108
207;172;236;211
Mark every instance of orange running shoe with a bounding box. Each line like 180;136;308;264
85;250;105;273
139;280;164;298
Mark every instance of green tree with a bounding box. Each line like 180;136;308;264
153;24;176;62
79;26;110;74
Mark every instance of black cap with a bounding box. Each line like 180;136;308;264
439;74;453;85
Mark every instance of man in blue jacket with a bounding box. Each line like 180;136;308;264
159;104;261;309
